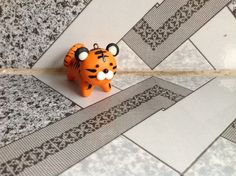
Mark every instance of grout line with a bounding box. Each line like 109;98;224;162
111;84;122;91
221;135;236;145
227;4;236;19
182;118;236;175
121;39;153;70
116;0;163;45
188;39;216;70
57;135;122;175
31;0;93;68
33;76;83;109
152;3;228;69
0;77;155;150
163;77;215;111
122;135;182;175
153;75;193;92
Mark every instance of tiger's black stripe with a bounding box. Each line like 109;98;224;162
88;75;97;78
86;69;97;73
87;84;92;89
98;55;108;59
95;50;106;55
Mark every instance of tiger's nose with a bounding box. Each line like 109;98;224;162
103;69;109;73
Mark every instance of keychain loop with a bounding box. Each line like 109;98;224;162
93;43;99;49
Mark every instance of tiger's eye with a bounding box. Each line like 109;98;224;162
96;64;99;68
110;63;113;66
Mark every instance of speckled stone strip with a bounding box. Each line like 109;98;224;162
222;119;236;143
123;0;230;69
0;77;191;176
0;0;92;68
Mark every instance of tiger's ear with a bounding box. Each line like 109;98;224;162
106;43;119;56
75;47;89;61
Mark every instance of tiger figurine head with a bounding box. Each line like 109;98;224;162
64;43;119;97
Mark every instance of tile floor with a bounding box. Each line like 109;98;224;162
1;0;236;175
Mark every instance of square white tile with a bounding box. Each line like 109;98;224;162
191;8;236;69
35;75;120;108
125;78;236;172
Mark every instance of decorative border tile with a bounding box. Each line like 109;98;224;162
123;0;230;69
222;119;236;143
0;77;191;176
133;0;209;51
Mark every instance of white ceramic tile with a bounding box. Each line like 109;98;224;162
125;78;236;172
191;8;236;69
185;137;236;176
60;136;179;176
33;0;159;68
155;40;213;90
35;75;120;108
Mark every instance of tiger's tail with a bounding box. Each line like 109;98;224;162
64;43;84;67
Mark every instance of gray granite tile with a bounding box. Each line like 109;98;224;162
60;136;179;176
155;40;214;90
185;137;236;176
0;75;81;147
228;0;236;17
117;40;150;71
112;75;150;90
222;119;236;144
112;40;150;89
0;0;91;68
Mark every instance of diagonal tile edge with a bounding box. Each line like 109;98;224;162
221;119;236;144
0;77;191;176
123;0;231;69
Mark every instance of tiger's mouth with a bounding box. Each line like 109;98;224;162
97;70;114;80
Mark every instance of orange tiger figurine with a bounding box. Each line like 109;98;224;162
64;43;119;97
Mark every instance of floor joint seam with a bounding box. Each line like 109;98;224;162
121;39;153;70
117;1;160;45
181;118;236;175
188;39;216;70
33;75;83;109
122;134;182;175
31;0;93;69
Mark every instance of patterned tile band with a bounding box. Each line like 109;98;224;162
0;84;184;175
133;0;209;50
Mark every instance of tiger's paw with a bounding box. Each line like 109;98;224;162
80;83;94;97
101;83;112;92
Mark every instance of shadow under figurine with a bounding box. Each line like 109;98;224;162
64;43;119;97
